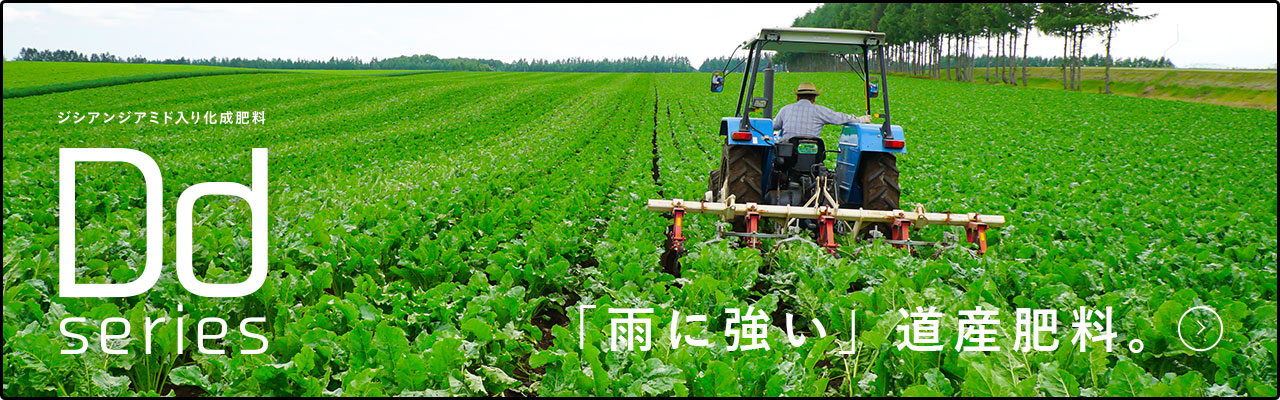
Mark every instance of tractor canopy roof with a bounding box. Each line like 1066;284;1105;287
743;27;885;54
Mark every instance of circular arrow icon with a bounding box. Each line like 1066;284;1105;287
1177;306;1223;352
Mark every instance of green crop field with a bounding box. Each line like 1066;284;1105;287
1;61;437;99
2;64;1276;397
2;62;246;89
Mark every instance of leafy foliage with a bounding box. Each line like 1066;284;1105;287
2;63;1276;396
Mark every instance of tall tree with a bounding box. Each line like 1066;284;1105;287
1098;3;1153;93
1038;3;1099;90
1016;3;1039;86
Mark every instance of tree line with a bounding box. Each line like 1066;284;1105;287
696;56;787;73
969;54;1171;68
785;3;1155;93
500;56;695;73
12;48;697;73
15;48;148;64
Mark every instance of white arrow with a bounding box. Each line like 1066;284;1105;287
1195;320;1208;335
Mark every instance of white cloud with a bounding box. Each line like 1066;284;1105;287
3;4;1275;68
47;4;152;27
2;7;41;23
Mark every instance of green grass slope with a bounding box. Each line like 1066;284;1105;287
897;66;1278;110
2;61;437;98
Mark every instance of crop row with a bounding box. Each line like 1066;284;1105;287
2;69;1276;397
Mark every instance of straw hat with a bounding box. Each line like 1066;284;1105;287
794;82;822;95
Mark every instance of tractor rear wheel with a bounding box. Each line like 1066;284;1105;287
859;152;900;238
707;168;722;196
723;144;765;231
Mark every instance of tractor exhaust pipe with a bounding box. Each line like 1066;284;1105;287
763;65;774;119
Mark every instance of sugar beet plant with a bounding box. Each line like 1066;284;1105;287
2;65;1277;397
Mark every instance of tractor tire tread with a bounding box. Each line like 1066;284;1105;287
723;144;764;231
859;152;900;238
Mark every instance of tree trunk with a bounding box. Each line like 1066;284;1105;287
942;36;952;81
993;33;1003;83
985;34;991;83
1001;34;1007;84
1012;32;1018;83
948;36;954;80
996;34;1003;83
1062;34;1069;89
1003;32;1013;84
1075;29;1084;91
1001;33;1007;84
968;36;973;82
932;39;937;78
1005;33;1012;83
1104;25;1113;94
1022;26;1029;87
913;42;918;75
937;38;943;78
1069;30;1076;90
962;35;972;82
1071;29;1078;90
1071;29;1080;90
1005;33;1011;83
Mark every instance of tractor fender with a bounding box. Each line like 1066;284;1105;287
835;123;906;206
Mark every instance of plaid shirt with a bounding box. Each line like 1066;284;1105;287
773;99;860;142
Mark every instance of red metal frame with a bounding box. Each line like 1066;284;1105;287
965;221;988;255
818;215;838;255
662;200;998;258
890;217;911;249
745;211;761;248
671;207;686;252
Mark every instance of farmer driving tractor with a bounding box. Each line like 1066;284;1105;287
773;82;874;142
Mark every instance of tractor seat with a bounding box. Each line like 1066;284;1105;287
774;136;826;174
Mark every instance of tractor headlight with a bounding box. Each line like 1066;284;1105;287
750;97;769;109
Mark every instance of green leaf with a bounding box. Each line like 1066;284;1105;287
168;365;210;389
372;321;410;366
480;365;520;392
90;371;131;396
529;349;561;369
1013;377;1037;397
922;368;953;395
902;384;944;396
1246;378;1278;397
700;360;738;396
343;368;385;397
960;361;1013;397
637;358;684;396
1036;362;1079;397
463;369;486;394
395;355;429;391
1106;360;1156;397
1165;371;1207;397
343;326;375;370
462;319;494;342
292;346;317;376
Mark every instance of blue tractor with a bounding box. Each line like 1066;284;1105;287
712;28;903;235
652;27;1005;274
652;27;1006;274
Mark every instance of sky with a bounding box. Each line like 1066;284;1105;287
3;3;1276;69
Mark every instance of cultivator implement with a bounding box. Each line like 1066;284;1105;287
653;27;1010;271
648;197;1005;256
